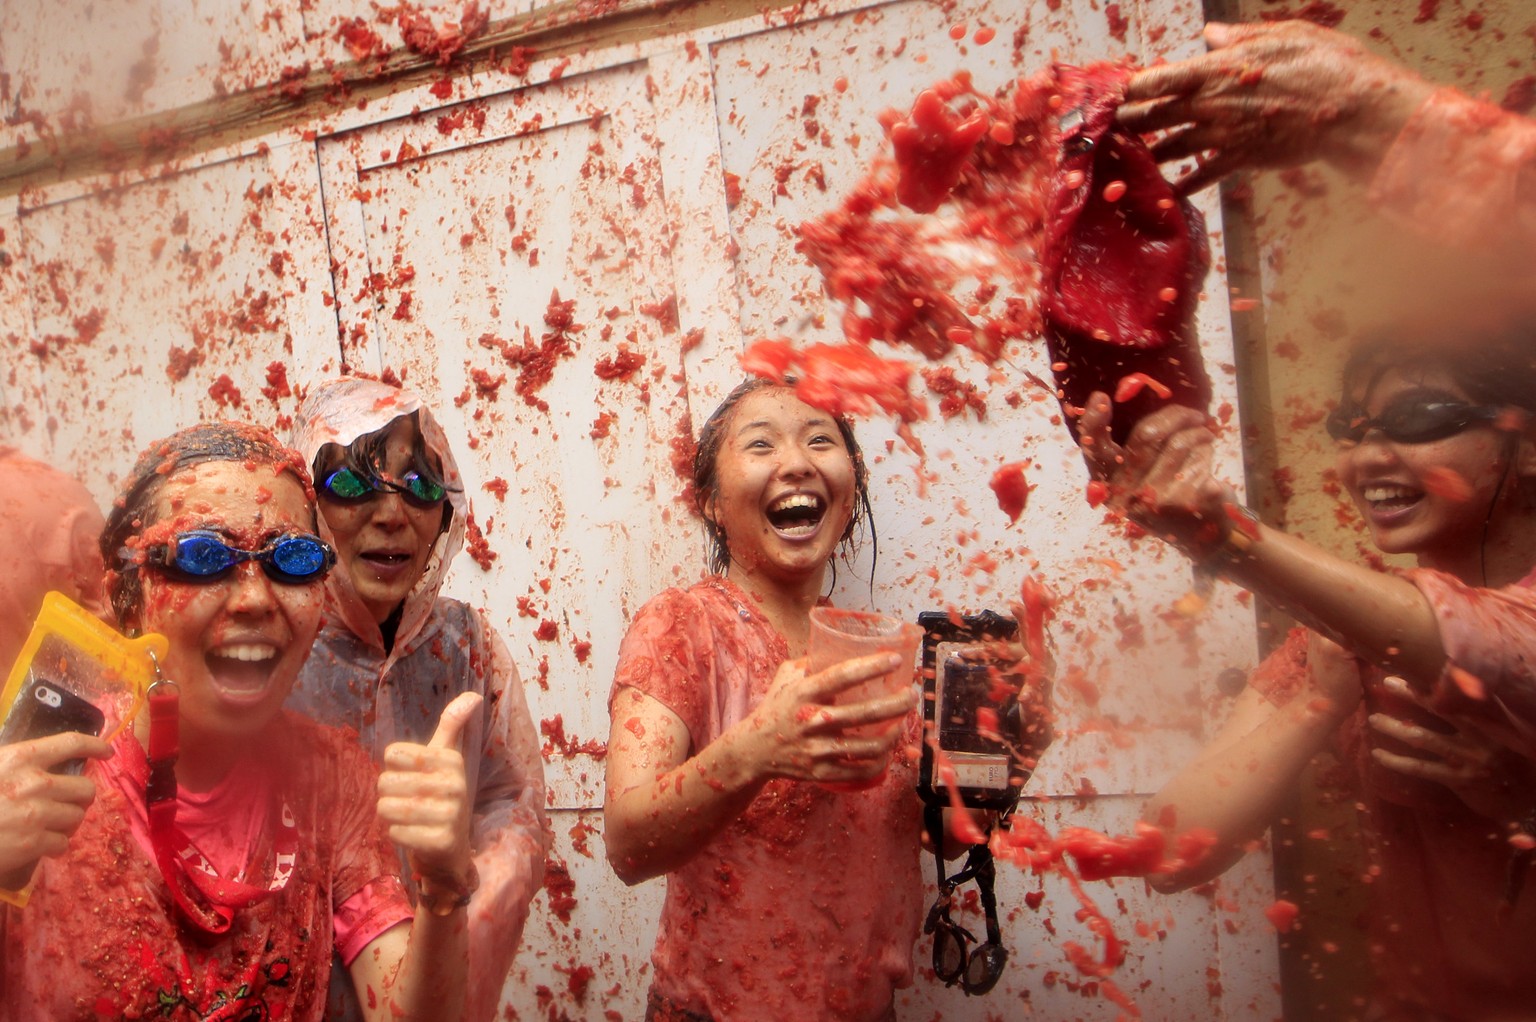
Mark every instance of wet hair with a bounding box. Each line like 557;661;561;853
311;411;456;532
101;422;312;627
692;377;877;581
1339;316;1536;416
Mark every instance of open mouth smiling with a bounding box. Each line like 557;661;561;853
765;493;827;537
206;641;280;697
1361;484;1422;513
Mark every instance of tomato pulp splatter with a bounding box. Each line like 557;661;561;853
740;338;927;424
798;62;1211;450
988;461;1032;523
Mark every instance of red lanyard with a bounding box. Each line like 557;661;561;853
144;669;299;936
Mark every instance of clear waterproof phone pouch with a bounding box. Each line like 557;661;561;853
0;590;167;906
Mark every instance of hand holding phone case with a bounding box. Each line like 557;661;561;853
0;590;167;906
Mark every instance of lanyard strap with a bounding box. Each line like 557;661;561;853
144;672;299;936
925;804;1006;951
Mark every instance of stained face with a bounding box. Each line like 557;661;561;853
137;461;324;739
316;416;446;625
706;387;857;585
1335;366;1516;565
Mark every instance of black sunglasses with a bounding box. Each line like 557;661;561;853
1325;399;1503;446
923;812;1007;995
144;530;335;585
320;465;448;509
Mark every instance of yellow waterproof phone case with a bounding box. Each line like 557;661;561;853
0;591;168;907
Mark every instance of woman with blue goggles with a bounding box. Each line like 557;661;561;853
0;420;475;1021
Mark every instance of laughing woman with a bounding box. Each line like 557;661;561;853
1084;319;1536;1020
0;422;474;1021
604;379;927;1022
289;378;547;1022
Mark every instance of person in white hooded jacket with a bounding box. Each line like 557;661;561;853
289;377;548;1022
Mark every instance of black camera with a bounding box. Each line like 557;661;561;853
917;609;1048;813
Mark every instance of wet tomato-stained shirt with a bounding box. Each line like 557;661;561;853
1251;567;1536;1021
1370;88;1536;253
610;577;924;1022
0;712;411;1022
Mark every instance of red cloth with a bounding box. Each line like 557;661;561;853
0;712;411;1021
1370;88;1536;254
1251;619;1536;1020
610;578;924;1022
1040;63;1212;444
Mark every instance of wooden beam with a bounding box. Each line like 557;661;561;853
0;0;774;200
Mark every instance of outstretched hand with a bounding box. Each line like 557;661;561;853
0;731;112;888
1118;20;1436;195
378;692;480;888
738;653;914;786
1078;391;1233;557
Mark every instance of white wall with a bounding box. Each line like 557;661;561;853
1;1;1280;1018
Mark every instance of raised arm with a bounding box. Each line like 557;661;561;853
1078;393;1446;681
1118;20;1434;195
603;653;912;886
1121;21;1536;251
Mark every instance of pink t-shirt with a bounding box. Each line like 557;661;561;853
1252;590;1536;1019
610;578;924;1022
0;712;412;1021
1412;566;1536;757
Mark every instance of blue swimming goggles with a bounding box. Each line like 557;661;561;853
144;530;335;585
319;466;449;509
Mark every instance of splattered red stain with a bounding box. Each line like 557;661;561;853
463;511;497;569
540;715;607;760
989;461;1031;523
395;1;489;66
593;347;646;381
543;855;577;923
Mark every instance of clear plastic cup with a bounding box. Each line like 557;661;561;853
807;607;921;791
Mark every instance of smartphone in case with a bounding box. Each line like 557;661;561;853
917;609;1036;813
0;677;107;775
